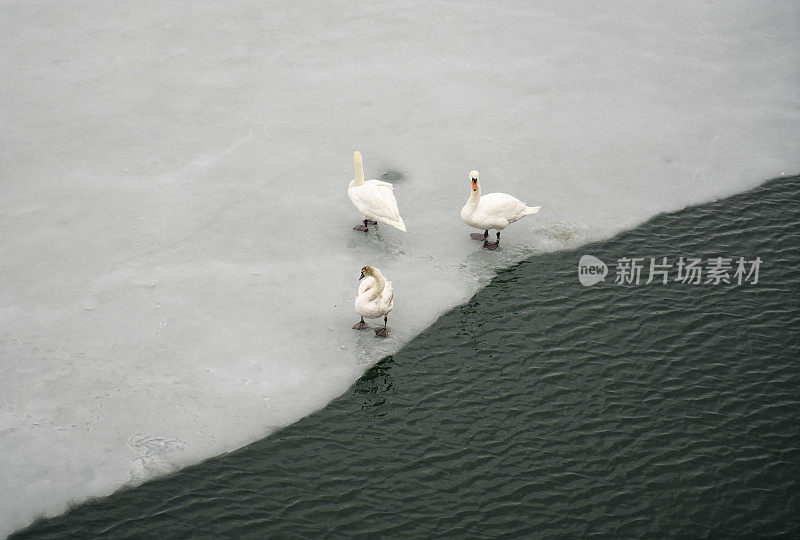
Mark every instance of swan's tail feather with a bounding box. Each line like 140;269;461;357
525;205;542;215
382;217;407;232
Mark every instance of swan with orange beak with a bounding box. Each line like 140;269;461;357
460;170;541;250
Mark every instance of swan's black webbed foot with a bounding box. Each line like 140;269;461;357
471;230;489;241
374;316;388;337
483;231;500;250
353;317;368;330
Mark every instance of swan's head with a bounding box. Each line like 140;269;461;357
470;170;479;191
359;265;383;281
359;265;374;281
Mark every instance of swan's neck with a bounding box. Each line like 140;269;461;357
367;271;386;300
466;183;481;207
353;156;365;186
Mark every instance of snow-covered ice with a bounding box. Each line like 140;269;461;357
1;0;798;534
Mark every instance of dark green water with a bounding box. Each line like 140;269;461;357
14;176;800;538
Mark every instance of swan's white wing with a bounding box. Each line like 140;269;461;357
349;181;404;225
355;277;392;319
478;192;529;221
367;180;395;189
381;281;394;313
357;276;376;296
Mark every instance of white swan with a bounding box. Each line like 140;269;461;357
460;170;541;250
353;265;394;337
348;151;407;232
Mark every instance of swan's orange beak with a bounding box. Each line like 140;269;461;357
472;179;477;191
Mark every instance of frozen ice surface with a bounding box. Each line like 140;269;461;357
1;0;798;534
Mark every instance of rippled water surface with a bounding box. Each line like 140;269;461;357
14;176;800;538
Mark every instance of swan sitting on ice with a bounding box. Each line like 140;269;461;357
353;265;394;337
460;170;541;250
348;151;407;232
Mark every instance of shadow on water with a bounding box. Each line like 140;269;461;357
13;176;800;539
353;356;396;411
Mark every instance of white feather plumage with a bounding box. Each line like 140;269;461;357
348;151;407;231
